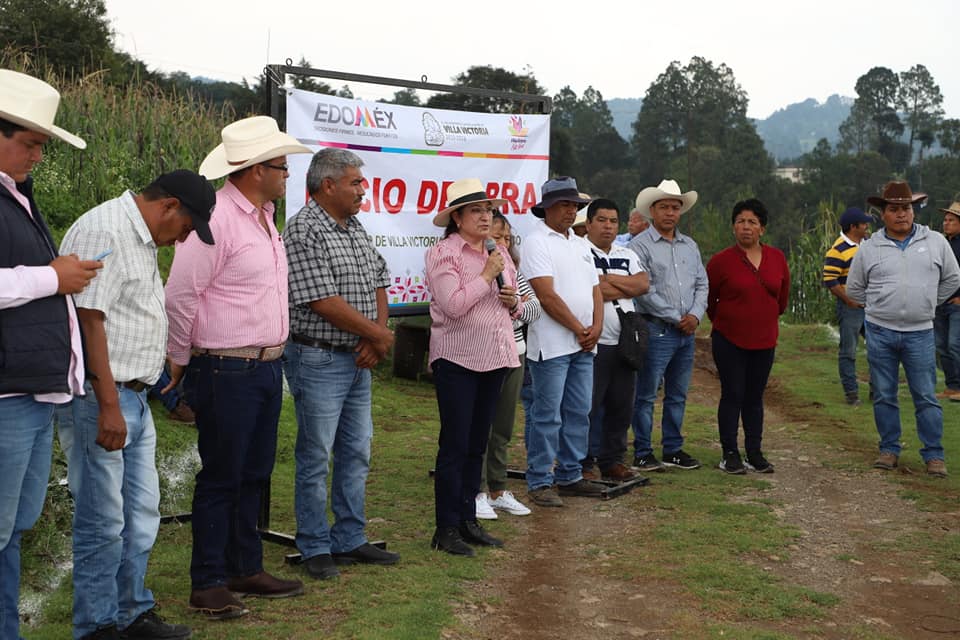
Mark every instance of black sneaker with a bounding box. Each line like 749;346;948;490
121;608;191;639
717;450;746;475
662;450;701;470
431;526;475;556
632;453;665;472
745;450;774;473
459;521;504;547
80;626;121;640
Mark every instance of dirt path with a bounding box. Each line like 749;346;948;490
449;339;960;640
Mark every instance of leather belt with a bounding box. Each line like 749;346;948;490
641;314;672;327
118;380;149;393
291;333;355;353
191;345;285;362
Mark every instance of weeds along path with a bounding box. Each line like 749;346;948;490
449;337;960;640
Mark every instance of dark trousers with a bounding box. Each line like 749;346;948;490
183;355;282;589
432;359;506;528
587;344;637;470
711;331;775;453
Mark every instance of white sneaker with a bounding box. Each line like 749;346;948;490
475;493;498;520
488;490;531;516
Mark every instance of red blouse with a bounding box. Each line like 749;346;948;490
706;244;790;350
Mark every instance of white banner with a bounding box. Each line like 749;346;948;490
284;88;550;313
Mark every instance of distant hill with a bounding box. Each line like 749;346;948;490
606;95;851;163
754;95;853;162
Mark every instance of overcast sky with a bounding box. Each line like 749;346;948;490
104;0;958;120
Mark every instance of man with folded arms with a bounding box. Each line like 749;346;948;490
282;148;399;580
59;170;215;640
165;116;311;619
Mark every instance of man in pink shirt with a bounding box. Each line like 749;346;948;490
0;69;98;640
164;116;312;619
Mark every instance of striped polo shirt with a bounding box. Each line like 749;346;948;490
822;232;860;288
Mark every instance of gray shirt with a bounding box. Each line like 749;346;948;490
847;223;960;332
628;225;708;324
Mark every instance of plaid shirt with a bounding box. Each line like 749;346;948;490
284;198;390;347
60;191;166;384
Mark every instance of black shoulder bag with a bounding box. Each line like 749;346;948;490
592;249;648;370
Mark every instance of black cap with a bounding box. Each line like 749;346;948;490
150;170;216;245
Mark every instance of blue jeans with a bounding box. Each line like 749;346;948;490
148;368;180;412
837;300;866;395
283;344;372;557
520;363;534;451
0;396;54;640
934;302;960;391
865;322;944;462
58;384;160;639
632;324;694;457
525;350;594;490
185;355;281;589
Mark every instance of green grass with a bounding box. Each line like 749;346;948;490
20;322;960;638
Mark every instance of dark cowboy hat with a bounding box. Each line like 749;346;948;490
866;181;927;208
530;177;592;218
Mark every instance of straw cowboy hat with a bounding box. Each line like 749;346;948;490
0;69;85;149
866;181;927;208
432;178;507;227
530;177;592;218
199;115;312;180
938;202;960;218
635;179;697;218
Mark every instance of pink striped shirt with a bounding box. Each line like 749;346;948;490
425;233;520;372
0;173;84;401
165;180;289;365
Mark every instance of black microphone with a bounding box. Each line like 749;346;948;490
484;238;505;289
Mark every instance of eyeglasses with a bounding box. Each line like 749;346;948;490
261;163;289;172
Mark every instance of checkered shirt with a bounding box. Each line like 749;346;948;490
284;198;390;347
60;191;166;384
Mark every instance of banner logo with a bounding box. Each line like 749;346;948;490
422;112;444;146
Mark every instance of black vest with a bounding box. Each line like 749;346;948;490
0;177;72;394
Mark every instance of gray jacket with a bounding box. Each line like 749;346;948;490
847;224;960;331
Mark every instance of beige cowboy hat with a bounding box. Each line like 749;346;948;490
937;201;960;218
433;178;507;227
0;70;85;149
199;115;312;180
635;179;698;218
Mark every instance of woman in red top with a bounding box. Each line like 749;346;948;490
706;198;790;475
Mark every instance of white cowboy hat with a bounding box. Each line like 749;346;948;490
199;115;312;179
0;70;85;149
635;179;698;218
433;178;507;227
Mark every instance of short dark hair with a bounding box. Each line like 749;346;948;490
731;198;768;226
0;117;28;139
586;198;619;221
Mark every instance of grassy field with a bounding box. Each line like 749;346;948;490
20;322;959;639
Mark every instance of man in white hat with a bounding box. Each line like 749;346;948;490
165;115;312;618
281;147;399;579
0;69;99;640
934;201;960;402
847;181;960;477
520;176;604;507
628;179;708;472
58;170;215;640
